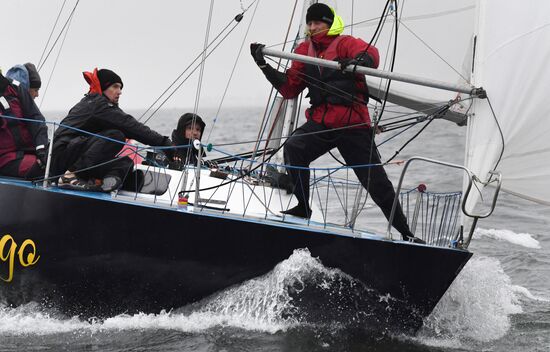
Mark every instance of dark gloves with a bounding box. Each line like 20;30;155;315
261;65;287;90
251;42;287;89
250;43;267;67
35;144;48;170
161;137;175;162
338;53;375;72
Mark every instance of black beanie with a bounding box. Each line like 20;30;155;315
24;63;41;89
97;69;123;91
306;3;334;25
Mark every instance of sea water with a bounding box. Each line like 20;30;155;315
0;107;548;351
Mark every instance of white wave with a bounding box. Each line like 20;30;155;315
0;302;88;335
0;249;339;336
512;285;550;302
418;256;522;346
475;228;541;249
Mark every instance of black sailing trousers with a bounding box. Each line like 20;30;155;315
52;129;133;181
283;120;413;238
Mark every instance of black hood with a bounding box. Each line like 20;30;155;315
173;113;206;143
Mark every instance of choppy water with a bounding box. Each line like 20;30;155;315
1;107;549;351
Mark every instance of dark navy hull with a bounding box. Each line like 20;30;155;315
0;180;471;332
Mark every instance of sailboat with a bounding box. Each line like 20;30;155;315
1;0;549;334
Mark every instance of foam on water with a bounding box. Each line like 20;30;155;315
417;256;523;348
475;228;541;249
0;249;340;336
0;302;89;335
0;249;541;344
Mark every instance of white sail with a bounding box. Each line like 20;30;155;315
466;0;550;207
332;0;476;113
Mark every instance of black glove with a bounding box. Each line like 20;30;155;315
35;145;48;170
338;58;360;72
250;43;266;67
338;53;375;72
162;137;175;162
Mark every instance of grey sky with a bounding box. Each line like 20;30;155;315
4;1;474;113
4;0;303;112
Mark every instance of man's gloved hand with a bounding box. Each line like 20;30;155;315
35;145;47;170
339;53;375;72
338;58;359;72
250;43;267;67
162;137;175;162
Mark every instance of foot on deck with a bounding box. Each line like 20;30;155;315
101;176;122;192
281;203;312;219
58;173;101;192
403;235;426;244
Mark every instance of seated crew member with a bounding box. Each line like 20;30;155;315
250;3;423;243
6;63;42;100
170;112;206;169
0;69;48;180
51;68;173;192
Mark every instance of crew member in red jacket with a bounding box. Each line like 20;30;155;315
251;3;422;242
0;71;48;180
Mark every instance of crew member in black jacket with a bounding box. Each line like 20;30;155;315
52;68;173;192
170;112;206;168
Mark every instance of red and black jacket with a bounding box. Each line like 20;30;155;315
0;73;48;169
260;32;380;129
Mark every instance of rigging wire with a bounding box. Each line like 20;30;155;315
37;0;80;72
37;0;67;68
206;0;261;144
139;0;259;123
138;17;237;122
39;9;76;109
141;20;245;125
192;0;215;118
484;95;505;171
183;0;216;167
396;18;469;82
251;0;300;165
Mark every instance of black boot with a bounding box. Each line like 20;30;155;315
281;203;312;219
402;234;426;244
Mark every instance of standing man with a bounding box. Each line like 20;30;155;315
52;68;173;192
250;3;422;242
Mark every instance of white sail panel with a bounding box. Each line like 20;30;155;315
466;0;550;207
351;1;476;105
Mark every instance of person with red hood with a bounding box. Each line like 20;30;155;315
51;68;173;192
250;3;422;242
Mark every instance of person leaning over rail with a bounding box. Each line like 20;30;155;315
169;112;207;169
0;69;48;180
51;68;174;192
250;3;423;243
